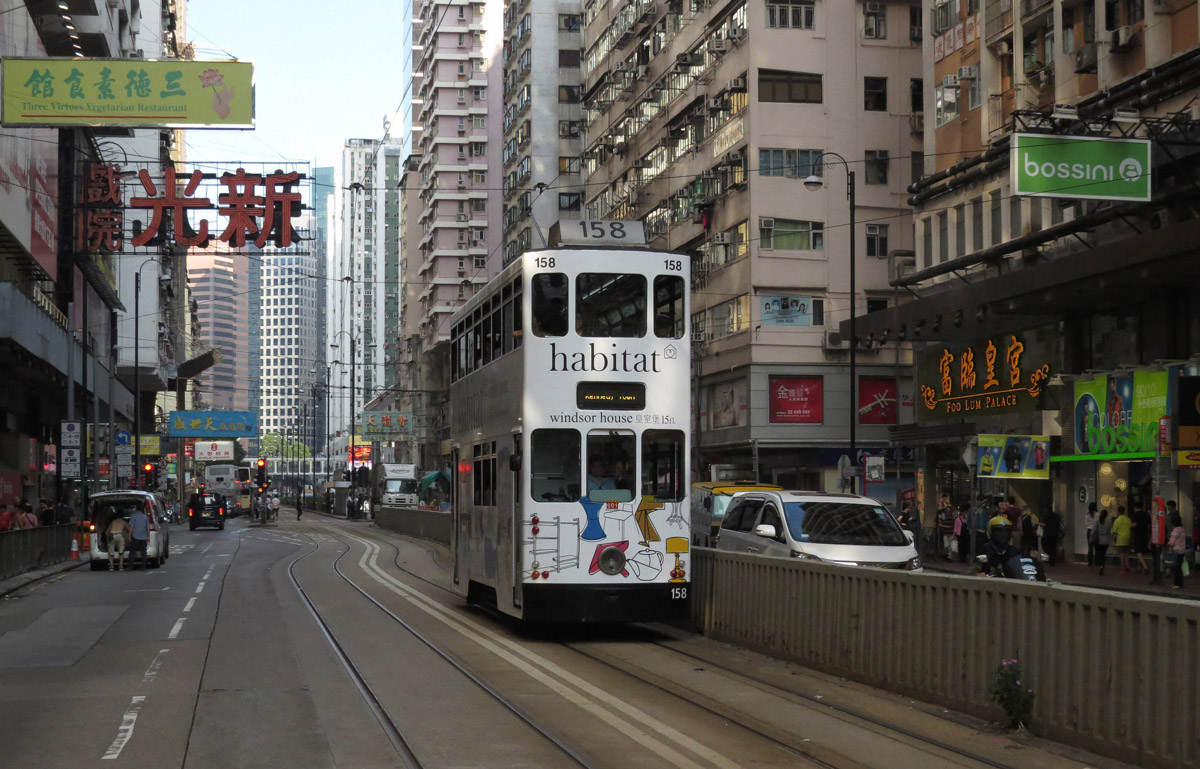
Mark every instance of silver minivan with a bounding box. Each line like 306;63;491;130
717;490;922;571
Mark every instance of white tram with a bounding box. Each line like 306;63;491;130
449;222;691;622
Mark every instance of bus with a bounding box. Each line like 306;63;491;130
449;226;691;622
202;463;252;516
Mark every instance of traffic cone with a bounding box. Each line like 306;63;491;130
69;534;81;560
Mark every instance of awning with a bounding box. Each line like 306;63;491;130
418;469;450;497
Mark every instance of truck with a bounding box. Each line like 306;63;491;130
372;463;419;508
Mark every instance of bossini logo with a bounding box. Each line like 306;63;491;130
1022;152;1143;184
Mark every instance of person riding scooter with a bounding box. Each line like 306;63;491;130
976;515;1047;581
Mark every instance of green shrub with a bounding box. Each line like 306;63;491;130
988;658;1035;728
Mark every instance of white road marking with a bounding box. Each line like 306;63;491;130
143;649;170;683
168;618;186;639
101;695;145;760
183;597;197;612
344;534;739;769
195;582;205;594
126;587;171;592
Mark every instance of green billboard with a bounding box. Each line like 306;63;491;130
1072;371;1168;455
2;58;254;128
1011;134;1151;202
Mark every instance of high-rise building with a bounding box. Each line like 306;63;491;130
187;246;257;417
499;0;586;263
311;166;335;463
583;0;923;490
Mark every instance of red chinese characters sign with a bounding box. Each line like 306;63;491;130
77;162;303;253
769;376;823;423
858;377;899;425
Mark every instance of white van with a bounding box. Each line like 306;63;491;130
85;491;171;570
717;490;921;571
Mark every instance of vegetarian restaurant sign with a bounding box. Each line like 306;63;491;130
916;333;1053;423
2;59;254;128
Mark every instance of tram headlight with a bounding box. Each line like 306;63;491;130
597;546;627;576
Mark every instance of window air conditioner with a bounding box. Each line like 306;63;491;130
957;65;977;80
712;232;731;245
726;77;747;92
709;39;731;53
635;65;649;80
759;216;775;229
865;2;883;12
823;330;851;350
691;330;707;343
456;213;469;222
725;149;743;165
614;62;630;72
1112;25;1133;51
728;27;746;41
707;97;727;111
941;74;959;87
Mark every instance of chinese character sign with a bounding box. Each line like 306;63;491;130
769;376;823;423
916;332;1055;423
2;59;254;128
167;410;258;438
359;411;414;438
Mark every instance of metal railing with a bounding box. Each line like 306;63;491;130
689;549;1200;769
0;525;76;582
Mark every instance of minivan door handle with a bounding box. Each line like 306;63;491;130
747;546;759;553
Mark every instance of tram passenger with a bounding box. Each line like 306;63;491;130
587;459;616;492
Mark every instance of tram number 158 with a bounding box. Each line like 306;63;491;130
670;587;688;600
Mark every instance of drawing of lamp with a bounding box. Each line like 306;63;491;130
666;537;689;583
579;496;606;540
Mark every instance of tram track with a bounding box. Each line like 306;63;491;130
287;531;599;769
366;526;1044;769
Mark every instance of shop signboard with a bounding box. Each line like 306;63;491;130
858;377;899;424
1175;376;1200;449
916;331;1054;423
2;59;255;128
1073;371;1169;455
1011;134;1152;202
360;411;414;438
977;434;1050;479
168;410;257;438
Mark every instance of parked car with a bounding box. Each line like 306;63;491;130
690;481;782;546
85;491;171;570
187;492;226;530
717;490;922;571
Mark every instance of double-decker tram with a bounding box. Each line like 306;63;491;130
449;221;691;622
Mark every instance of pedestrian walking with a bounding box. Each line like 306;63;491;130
296;495;303;521
1084;502;1098;566
105;515;130;571
128;504;150;570
1167;512;1187;590
38;500;54;527
937;500;955;560
270;495;281;522
1112;505;1133;574
1092;509;1112;575
1131;506;1151;574
1020;508;1038;557
0;504;12;531
15;503;39;529
1040;506;1061;566
954;504;970;563
54;497;73;525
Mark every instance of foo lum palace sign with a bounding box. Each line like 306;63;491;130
79;162;305;252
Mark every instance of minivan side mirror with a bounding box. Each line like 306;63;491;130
754;523;777;539
903;530;914;544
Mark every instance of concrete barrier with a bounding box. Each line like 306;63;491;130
0;525;75;581
690;548;1200;769
374;506;452;545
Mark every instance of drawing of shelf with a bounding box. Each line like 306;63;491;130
524;516;581;576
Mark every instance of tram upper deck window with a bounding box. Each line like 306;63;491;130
530;429;581;502
576;274;647;337
532;274;569;337
653;275;685;339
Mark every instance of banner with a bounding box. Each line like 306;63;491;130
1073;371;1168;455
3;59;255;128
759;294;813;326
858;377;898;424
168;410;257;438
977;434;1050;479
769;376;823;423
1011;134;1151;202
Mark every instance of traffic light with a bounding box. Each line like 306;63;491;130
143;462;156;489
255;458;269;493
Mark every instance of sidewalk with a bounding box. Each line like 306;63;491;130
926;553;1197;599
0;555;90;600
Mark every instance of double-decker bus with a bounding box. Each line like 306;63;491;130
203;463;252;515
449;222;691;622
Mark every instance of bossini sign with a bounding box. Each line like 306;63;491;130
1011;134;1151;202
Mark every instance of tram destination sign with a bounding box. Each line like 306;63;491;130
1011;134;1151;202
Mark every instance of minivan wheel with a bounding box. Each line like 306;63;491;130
90;559;106;571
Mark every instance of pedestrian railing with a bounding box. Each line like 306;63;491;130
0;525;76;581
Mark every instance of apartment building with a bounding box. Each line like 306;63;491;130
500;0;587;262
583;0;923;492
854;0;1200;539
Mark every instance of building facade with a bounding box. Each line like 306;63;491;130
582;0;924;496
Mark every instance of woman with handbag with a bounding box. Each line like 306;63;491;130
1168;513;1187;590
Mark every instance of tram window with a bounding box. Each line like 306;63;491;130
513;283;523;348
641;429;684;501
586;430;635;503
491;300;502;357
530;429;581;502
577;274;647;337
653;276;685;339
503;298;514;353
532;273;569;337
482;310;493;365
473;441;496;506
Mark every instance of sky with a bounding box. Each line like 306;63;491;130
182;0;409;170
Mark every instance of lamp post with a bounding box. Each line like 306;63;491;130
131;259;162;489
804;153;857;491
331;333;360;485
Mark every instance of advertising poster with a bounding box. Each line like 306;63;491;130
759;294;813;326
1073;371;1168;455
858;377;898;424
769;376;823;423
977;434;1050;479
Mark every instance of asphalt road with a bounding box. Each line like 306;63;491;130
0;517;1144;769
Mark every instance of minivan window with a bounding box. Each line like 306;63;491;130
760;504;784;538
726;499;763;532
783;502;908;545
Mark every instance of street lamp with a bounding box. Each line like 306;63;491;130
804;152;857;489
331;332;358;483
131;258;163;489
